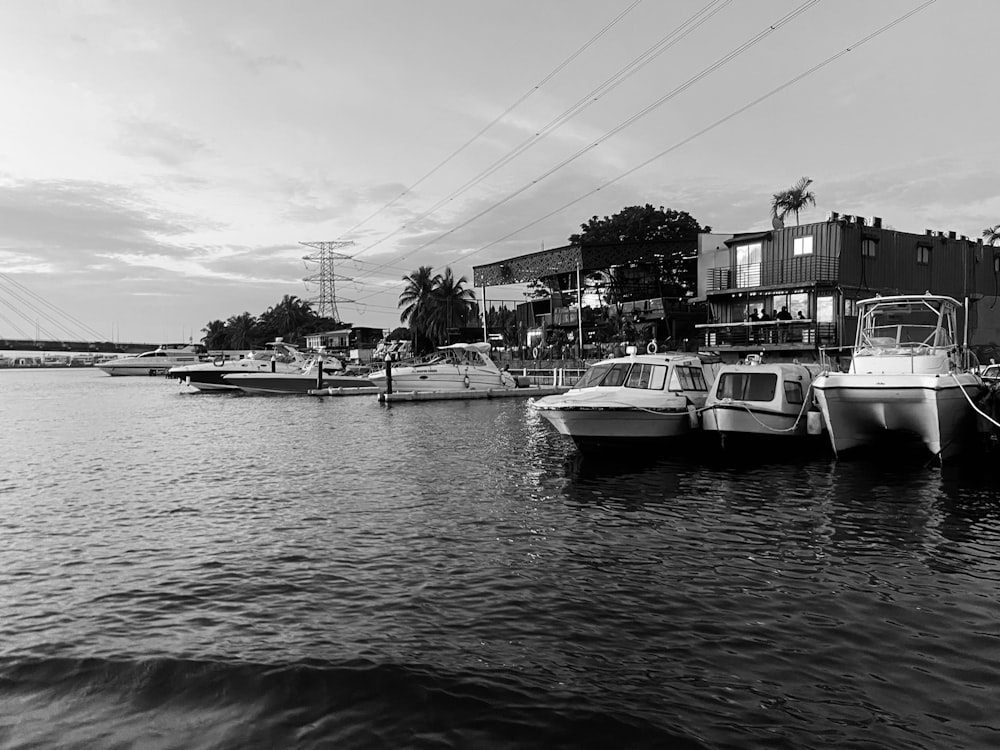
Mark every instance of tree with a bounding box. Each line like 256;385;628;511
201;319;228;350
983;224;1000;246
266;294;315;340
569;204;706;244
771;177;817;226
427;266;477;345
225;312;258;350
568;204;707;299
398;265;441;352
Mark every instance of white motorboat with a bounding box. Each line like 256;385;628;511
366;342;516;392
169;339;310;392
530;349;722;451
96;343;207;376
812;294;984;460
702;355;824;445
223;355;375;395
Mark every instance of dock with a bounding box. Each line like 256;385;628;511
376;385;568;403
307;386;382;397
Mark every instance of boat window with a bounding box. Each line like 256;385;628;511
574;364;613;388
624;363;667;390
598;363;631;387
669;365;709;392
716;372;777;402
784;381;804;405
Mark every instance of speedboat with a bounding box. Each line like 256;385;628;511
223;354;375;395
530;348;722;451
812;294;984;460
701;355;825;446
96;343;207;376
366;342;516;392
169;339;309;392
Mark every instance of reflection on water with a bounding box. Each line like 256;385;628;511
1;369;999;749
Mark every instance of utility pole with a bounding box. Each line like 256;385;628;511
300;240;355;322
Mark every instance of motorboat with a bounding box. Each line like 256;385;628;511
96;343;207;376
366;342;516;392
701;355;825;445
169;339;309;392
812;294;984;460
530;348;723;451
223;354;375;395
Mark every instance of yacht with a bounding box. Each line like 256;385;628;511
701;355;825;446
96;344;207;376
366;342;516;392
812;294;984;460
169;340;309;392
530;348;722;452
223;355;375;395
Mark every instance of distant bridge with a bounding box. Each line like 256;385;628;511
0;338;161;354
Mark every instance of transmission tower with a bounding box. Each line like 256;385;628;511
300;240;355;322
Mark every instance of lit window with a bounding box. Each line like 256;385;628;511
862;238;877;257
917;245;931;265
793;236;813;256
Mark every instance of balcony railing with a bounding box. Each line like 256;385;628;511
706;257;839;292
695;320;838;349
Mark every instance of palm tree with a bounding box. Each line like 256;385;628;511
269;294;314;340
771;177;817;226
201;320;228;350
398;266;441;351
226;312;258;351
427;266;477;345
983;224;1000;246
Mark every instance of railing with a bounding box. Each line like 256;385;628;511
696;320;838;348
705;257;839;292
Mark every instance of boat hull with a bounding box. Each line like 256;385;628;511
702;403;813;437
537;405;696;442
813;373;982;459
224;373;374;394
368;368;509;392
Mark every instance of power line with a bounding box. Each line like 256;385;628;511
336;0;645;242
352;0;732;261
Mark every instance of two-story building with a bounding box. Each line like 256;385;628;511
304;326;384;363
695;213;1000;363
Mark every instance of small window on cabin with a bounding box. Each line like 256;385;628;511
917;245;931;265
598;363;631;387
994;255;1000;274
670;365;708;392
784;381;804;405
862;238;877;257
793;236;813;256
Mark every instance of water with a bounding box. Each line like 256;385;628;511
1;369;999;749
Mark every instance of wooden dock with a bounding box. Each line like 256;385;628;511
376;385;568;403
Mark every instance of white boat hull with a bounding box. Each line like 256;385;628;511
813;373;982;459
702;404;810;437
537;404;696;441
224;373;374;395
369;368;509;392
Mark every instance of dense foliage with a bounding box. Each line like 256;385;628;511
569;204;706;244
200;294;341;350
398;265;478;353
567;204;708;300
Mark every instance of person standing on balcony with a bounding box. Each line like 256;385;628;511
776;305;792;342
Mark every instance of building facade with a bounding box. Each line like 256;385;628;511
695;214;1000;363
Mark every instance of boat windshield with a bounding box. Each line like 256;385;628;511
859;299;954;349
575;363;626;388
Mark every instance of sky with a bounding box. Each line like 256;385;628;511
1;0;998;344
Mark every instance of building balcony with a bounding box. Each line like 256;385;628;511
695;320;839;350
706;257;839;292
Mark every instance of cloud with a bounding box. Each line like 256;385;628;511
115;117;209;167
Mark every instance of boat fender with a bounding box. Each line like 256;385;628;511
214;357;225;366
647;341;658;355
463;375;470;389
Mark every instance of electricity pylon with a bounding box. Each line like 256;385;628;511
300;240;355;322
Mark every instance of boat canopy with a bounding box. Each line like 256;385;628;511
438;342;492;354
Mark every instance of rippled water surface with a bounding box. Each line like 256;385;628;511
2;369;999;749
